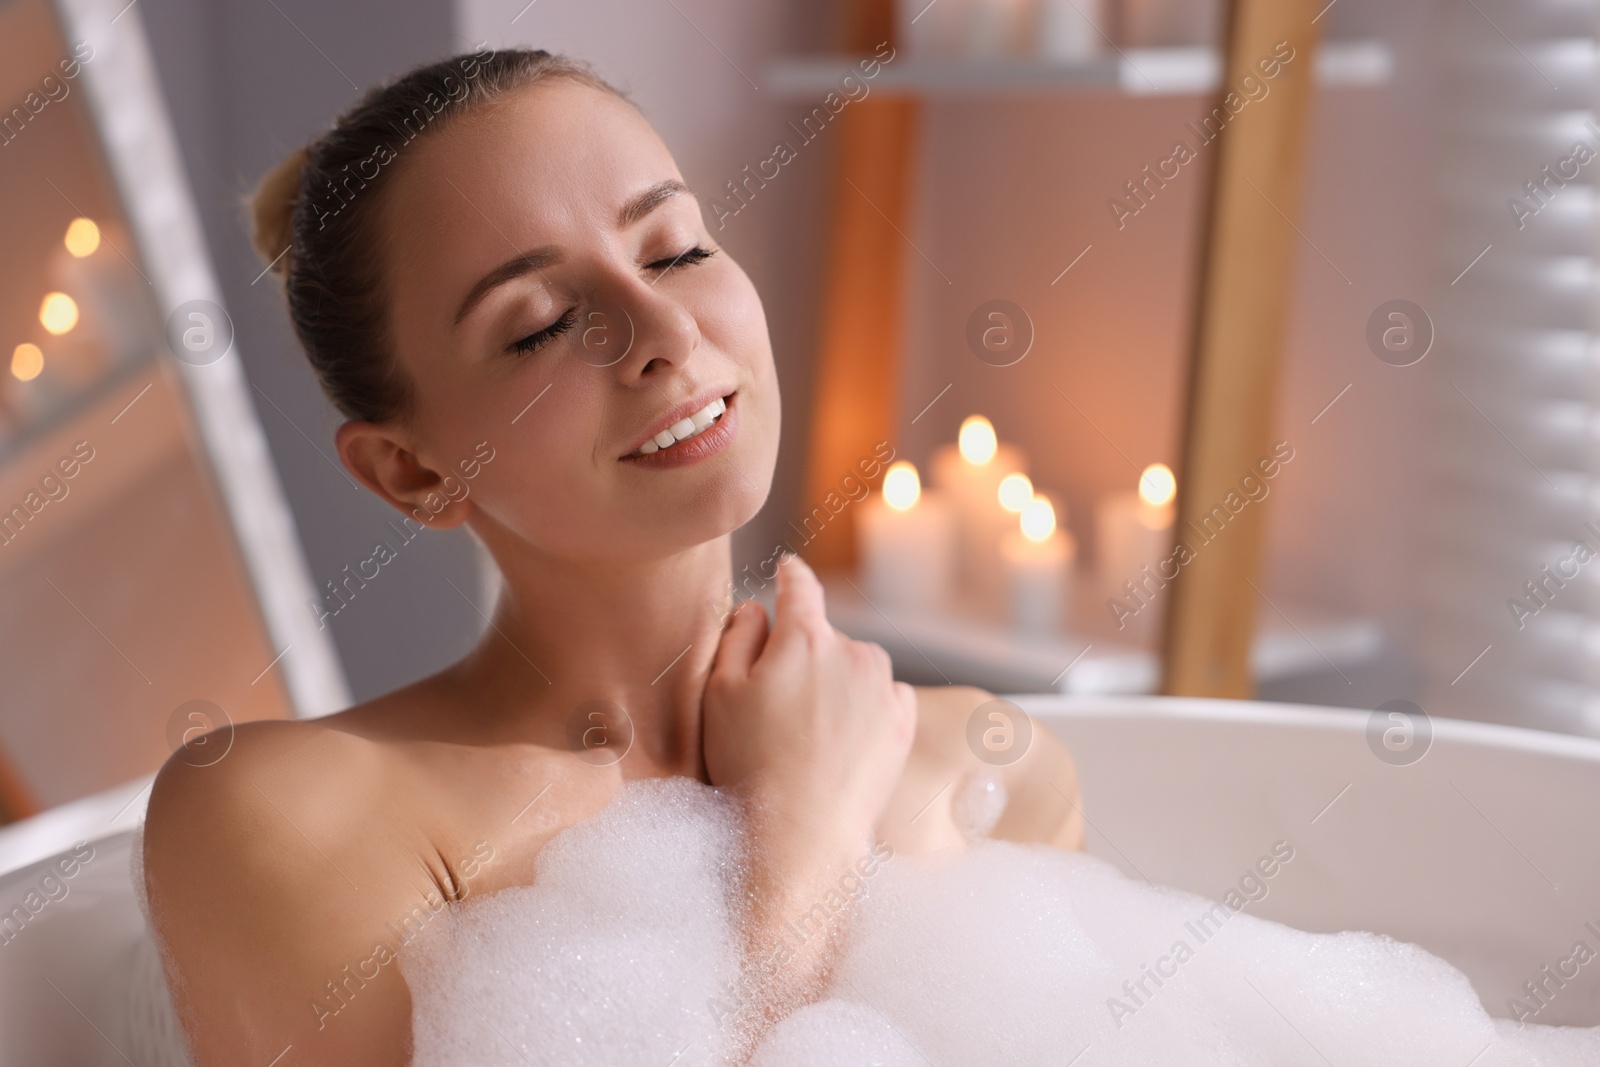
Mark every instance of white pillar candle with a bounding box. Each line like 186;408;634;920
1001;495;1076;636
930;415;1027;614
856;461;956;613
1095;463;1176;594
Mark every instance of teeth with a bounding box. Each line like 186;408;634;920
631;396;728;456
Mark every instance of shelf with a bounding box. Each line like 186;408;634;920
765;39;1392;98
819;574;1384;695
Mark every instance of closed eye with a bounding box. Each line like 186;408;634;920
508;308;578;357
508;247;715;356
648;245;716;273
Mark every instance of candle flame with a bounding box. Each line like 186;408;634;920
958;415;998;465
998;472;1033;512
11;344;42;382
883;461;921;511
1020;496;1055;542
65;218;100;258
1139;463;1176;507
39;292;78;335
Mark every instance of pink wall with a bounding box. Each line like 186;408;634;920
896;52;1438;682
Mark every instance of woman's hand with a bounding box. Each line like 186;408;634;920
702;553;917;850
701;553;916;1053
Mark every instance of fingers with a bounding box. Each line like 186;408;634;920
770;553;829;646
710;599;770;683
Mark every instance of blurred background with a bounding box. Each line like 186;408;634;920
0;0;1591;817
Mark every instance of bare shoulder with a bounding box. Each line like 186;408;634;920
904;685;1085;851
144;715;388;880
143;714;413;1065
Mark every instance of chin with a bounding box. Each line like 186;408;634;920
693;397;779;536
693;461;774;545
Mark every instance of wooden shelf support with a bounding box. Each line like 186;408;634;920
1160;0;1325;698
797;0;919;571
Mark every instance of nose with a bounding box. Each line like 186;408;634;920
587;274;700;385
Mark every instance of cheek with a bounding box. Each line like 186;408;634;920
462;374;607;538
698;267;764;351
707;268;778;411
716;274;780;472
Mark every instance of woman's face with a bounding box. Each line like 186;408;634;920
376;79;780;564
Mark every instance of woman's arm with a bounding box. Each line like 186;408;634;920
142;722;414;1066
718;803;881;1052
903;685;1087;851
702;556;917;1060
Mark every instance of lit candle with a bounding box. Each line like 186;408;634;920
1000;495;1076;635
856;461;956;612
38;292;78;335
930;415;1027;613
1095;462;1177;593
998;471;1034;513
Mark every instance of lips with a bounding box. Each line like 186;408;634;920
620;389;735;459
630;395;726;456
619;391;738;468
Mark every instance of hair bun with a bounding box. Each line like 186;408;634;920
248;145;309;276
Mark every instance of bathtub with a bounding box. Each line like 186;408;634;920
0;695;1596;1064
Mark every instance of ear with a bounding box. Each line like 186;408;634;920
335;419;472;531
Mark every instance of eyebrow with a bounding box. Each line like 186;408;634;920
452;179;693;328
618;178;690;228
453;246;561;326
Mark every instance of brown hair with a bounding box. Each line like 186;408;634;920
248;47;630;425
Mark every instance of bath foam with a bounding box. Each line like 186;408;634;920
400;776;1600;1066
745;999;925;1066
816;844;1600;1066
400;776;746;1065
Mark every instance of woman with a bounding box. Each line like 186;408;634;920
142;47;1084;1066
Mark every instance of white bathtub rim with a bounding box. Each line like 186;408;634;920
2;694;1596;882
1012;692;1600;766
0;774;152;882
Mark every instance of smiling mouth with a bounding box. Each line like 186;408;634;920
626;395;729;457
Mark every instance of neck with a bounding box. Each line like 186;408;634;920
448;534;736;780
